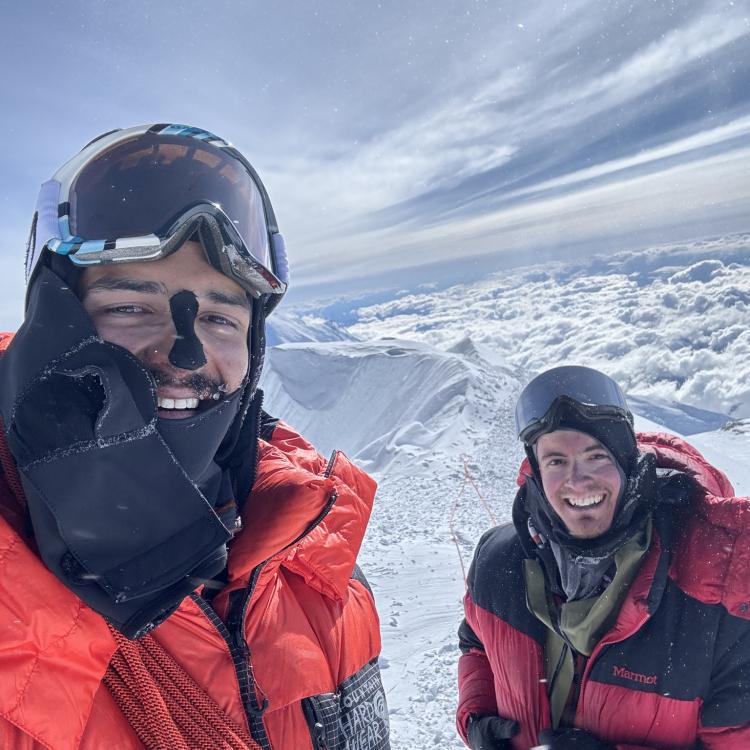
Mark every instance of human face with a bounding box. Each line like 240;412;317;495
79;240;251;420
535;429;623;539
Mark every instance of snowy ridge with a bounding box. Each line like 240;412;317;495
262;338;522;476
262;335;525;748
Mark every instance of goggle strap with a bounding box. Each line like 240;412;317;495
271;234;289;285
28;180;62;281
519;396;633;445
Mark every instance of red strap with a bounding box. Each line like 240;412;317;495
105;627;263;750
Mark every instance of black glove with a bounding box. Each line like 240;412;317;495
539;727;615;749
467;714;520;749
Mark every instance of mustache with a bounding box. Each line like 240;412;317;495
149;368;228;400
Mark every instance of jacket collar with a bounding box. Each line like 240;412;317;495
214;423;377;614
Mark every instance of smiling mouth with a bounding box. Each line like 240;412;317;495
157;397;200;411
156;392;223;415
563;493;605;509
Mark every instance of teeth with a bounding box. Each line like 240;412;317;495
565;494;604;508
158;397;199;410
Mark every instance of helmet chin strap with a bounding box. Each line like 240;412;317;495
168;290;207;371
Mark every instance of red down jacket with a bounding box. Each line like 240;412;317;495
0;410;388;749
457;432;750;749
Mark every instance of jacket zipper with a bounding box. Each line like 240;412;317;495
191;593;271;748
302;698;329;749
573;552;663;722
560;653;587;727
548;643;568;700
217;450;342;745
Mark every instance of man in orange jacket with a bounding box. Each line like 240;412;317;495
457;365;750;749
0;125;389;749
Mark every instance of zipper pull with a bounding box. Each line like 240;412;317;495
313;722;328;750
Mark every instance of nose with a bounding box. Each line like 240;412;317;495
167;290;207;371
567;458;592;485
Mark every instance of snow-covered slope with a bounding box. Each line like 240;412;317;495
261;337;522;475
262;336;525;747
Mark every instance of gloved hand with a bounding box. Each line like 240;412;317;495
538;727;615;749
467;714;520;749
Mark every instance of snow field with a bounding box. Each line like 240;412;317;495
263;339;525;748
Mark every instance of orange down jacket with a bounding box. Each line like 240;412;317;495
0;405;387;749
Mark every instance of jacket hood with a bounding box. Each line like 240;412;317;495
515;430;749;620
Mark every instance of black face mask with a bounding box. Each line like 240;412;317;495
0;264;248;638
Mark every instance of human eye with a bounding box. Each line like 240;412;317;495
202;313;239;328
104;304;148;316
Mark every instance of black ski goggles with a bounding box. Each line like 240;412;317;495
28;124;288;301
515;365;633;444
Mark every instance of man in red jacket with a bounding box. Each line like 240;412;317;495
0;125;389;749
457;365;750;749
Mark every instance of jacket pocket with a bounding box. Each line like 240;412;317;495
302;659;390;750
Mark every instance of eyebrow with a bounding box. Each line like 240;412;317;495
85;277;250;309
85;277;167;295
205;290;251;309
539;443;604;460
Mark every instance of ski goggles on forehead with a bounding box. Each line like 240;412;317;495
28;124;289;300
515;365;633;444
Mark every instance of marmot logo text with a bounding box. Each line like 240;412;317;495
613;665;658;686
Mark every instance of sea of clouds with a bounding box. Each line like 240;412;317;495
341;233;750;420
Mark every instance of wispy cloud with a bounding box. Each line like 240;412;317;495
2;0;749;314
275;4;750;287
270;67;529;230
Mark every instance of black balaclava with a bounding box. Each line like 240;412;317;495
0;248;266;638
520;401;660;599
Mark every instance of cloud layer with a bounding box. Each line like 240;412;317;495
344;233;750;419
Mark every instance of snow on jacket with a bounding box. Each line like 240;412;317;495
0;399;389;749
457;432;750;749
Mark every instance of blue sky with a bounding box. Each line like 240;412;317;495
1;0;749;323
